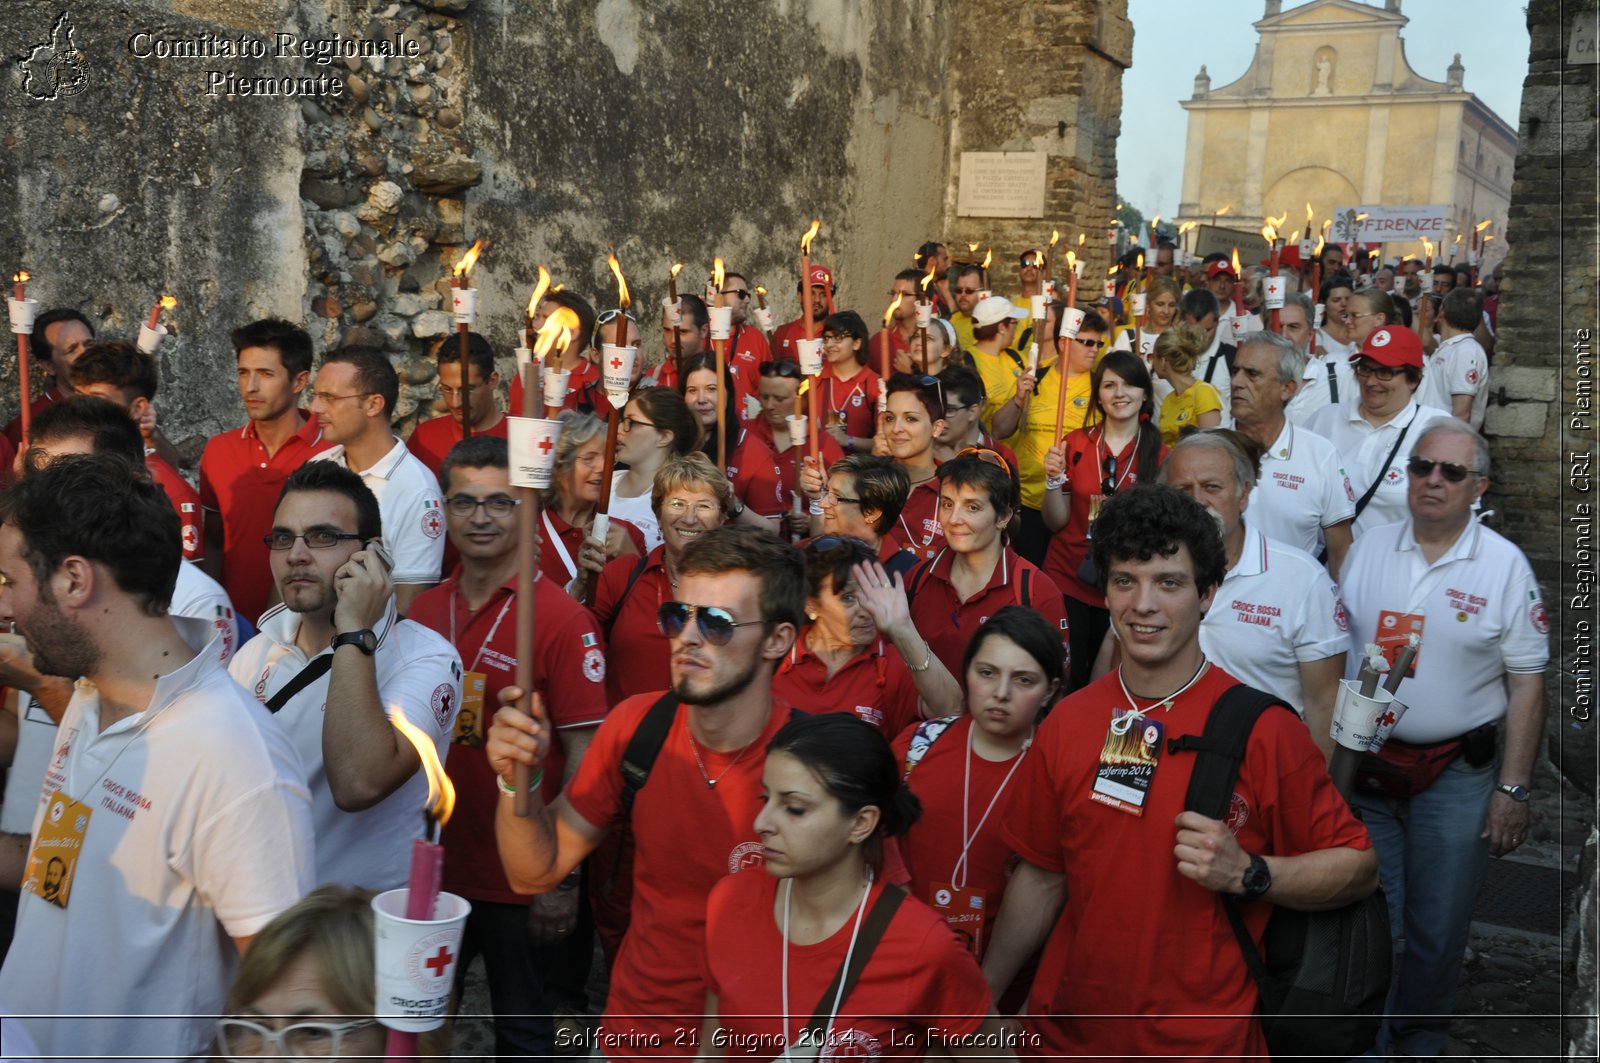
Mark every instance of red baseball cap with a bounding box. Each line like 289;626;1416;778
1353;326;1423;370
1205;261;1238;281
807;264;835;287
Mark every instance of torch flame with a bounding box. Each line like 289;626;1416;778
1452;235;1463;248
1150;215;1161;238
526;265;551;319
981;248;992;270
534;309;576;360
800;219;821;255
1134;253;1144;271
967;242;980;253
1475;219;1493;233
1107;265;1117;278
1267;211;1288;230
453;239;485;279
1354;213;1370;223
1290;229;1301;245
1048;230;1060;248
1261;224;1277;244
607;251;630;310
1216;205;1231;217
712;257;725;291
12;271;30;284
797;379;810;399
885;295;902;327
391;711;456;827
159;295;177;311
1315;235;1325;255
1077;233;1086;246
755;285;768;297
1306;201;1315;226
1421;237;1434;256
1065;250;1077;271
1231;248;1241;274
920;264;936;292
670;262;684;280
1481;234;1494;244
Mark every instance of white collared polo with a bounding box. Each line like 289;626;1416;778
1305;399;1452;536
1417;332;1489;429
313;437;445;584
1199;525;1349;716
228;599;462;889
1247;421;1356;557
0;618;314;1060
1285;352;1355;425
1338;518;1548;743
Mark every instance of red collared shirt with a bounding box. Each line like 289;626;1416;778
538;506;646;589
198;414;329;623
405;413;509;477
907;545;1071;680
2;385;64;447
591;545;673;705
890;476;946;562
509;357;602;416
818;363;883;442
147;454;205;562
409;570;608;905
771;629;922;736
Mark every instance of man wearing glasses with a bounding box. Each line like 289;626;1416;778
229;461;462;890
309;346;446;611
1338;420;1547;1058
409;436;607;1058
717;270;772;420
948;263;985;351
488;525;804;1060
870;269;926;372
1305;327;1451;536
406;331;507;476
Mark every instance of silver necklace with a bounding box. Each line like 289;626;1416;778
689;728;760;789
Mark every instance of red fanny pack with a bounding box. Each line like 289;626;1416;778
1354;739;1463;799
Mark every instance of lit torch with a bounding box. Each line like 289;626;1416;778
712;257;729;469
799;220;822;466
918;265;936;372
146;294;176;331
10;271;33;442
880;295;901;415
452;240;486;436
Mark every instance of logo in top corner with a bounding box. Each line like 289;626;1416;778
17;13;89;101
429;683;456;729
1529;600;1548;634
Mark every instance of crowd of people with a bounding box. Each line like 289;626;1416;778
0;236;1546;1061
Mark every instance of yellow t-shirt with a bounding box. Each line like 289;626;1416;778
1003;365;1093;510
970;346;1023;429
950;312;977;352
1158;381;1223;446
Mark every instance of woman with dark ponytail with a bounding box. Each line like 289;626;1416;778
700;714;1004;1059
1039;349;1166;692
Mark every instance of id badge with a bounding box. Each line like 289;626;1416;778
22;791;91;909
1376;611;1424;677
1090;713;1164;817
929;883;987;957
453;671;487;746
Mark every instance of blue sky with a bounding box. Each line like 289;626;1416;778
1118;0;1530;219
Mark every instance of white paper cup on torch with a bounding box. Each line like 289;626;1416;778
914;301;933;328
795;337;824;377
753;305;774;331
136;323;167;355
1030;295;1048;320
1060;307;1086;339
1042;279;1058;301
708;305;733;341
600;344;637;406
372;889;471;1033
590;512;610;550
786;414;807;440
1074;258;1085;279
1299;239;1314;260
978;288;993;301
507;417;564;490
1329;680;1409;754
1263;276;1287;310
450;287;477;327
8;298;37;335
1027;342;1040;374
662;296;682;327
514;346;534;374
1314;303;1326;328
543;366;572;407
1102;278;1116;299
1131;292;1147;317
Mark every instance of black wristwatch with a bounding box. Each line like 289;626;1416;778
1239;853;1272;902
1494;783;1531;802
332;628;377;656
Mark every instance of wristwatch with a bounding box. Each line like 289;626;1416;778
332;628;378;656
1239;853;1272;902
1495;782;1531;802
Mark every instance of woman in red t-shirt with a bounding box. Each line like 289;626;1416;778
817;310;882;453
1039;349;1165;691
680;353;786;526
880;373;948;561
891;606;1064;1011
701;714;1001;1060
537;411;644;599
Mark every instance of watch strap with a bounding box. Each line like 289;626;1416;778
332;628;377;655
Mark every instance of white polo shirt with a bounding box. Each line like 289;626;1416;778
313;438;445;584
1304;398;1452;536
1316;328;1357;361
0;618;314;1060
1417;332;1489;429
229;599;461;889
1246;421;1356;557
1199;525;1349;716
1285;353;1355;425
1338;518;1549;743
1;561;239;837
1196;333;1234;426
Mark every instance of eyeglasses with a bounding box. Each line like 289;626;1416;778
310;391;374;404
759;361;803;379
597;308;638;326
957;446;1010;472
821;331;854;345
621;416;657;433
1406;457;1483;483
216;1017;379;1060
954;286;981;295
820;486;862;506
263;530;364;551
445;494;520;516
1075;336;1108;350
663;497;721;520
888;289;917;300
1353;362;1402;381
721;288;750;298
438;381;490;399
656;601;766;645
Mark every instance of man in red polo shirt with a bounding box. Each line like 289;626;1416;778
409;435;607;1059
510;292;601;417
198;318;328;623
406;332;508;476
711;271;769;420
67;341;204;562
770;264;835;364
3;308;94;446
868;269;924;371
650;293;709;390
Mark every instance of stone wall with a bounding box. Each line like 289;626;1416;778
2;0;1129;456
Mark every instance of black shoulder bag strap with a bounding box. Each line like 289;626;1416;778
1326;360;1340;404
265;655;334;714
603;692;680;892
1351;414;1415;523
1172;684;1292;997
803;885;907;1040
1204;351;1223;384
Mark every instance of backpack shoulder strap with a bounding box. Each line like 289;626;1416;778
1171;683;1285;820
1019;567;1032;610
620;551;653;603
905;557;935;601
618;691;681;818
804;885;907;1037
902;715;960;778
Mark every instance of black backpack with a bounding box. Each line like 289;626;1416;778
1175;685;1391;1061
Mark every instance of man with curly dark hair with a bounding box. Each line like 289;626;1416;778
981;484;1377;1060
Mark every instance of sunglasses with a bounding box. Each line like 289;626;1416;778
656;601;766;645
721;288;750;298
597;308;638;325
759;361;803;379
954;286;982;295
1101;454;1119;496
1406;457;1483;483
957;446;1009;472
1019;258;1041;268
